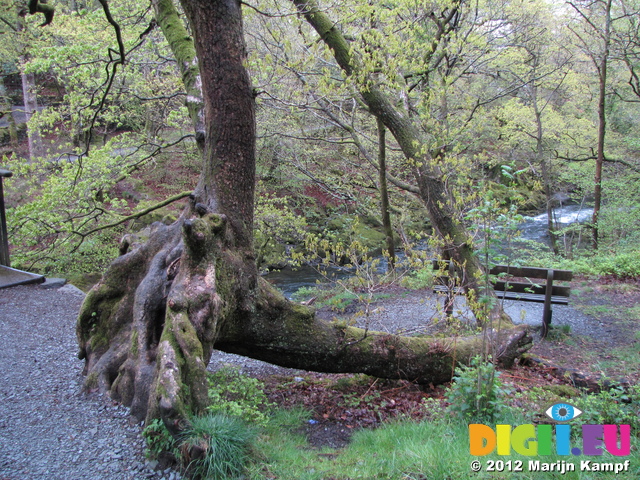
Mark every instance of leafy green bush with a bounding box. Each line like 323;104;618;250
575;251;640;277
400;266;434;290
445;356;510;422
181;414;256;480
515;243;640;278
291;285;318;302
207;365;274;426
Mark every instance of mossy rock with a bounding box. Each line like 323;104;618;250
542;384;580;398
68;272;103;292
325;214;388;252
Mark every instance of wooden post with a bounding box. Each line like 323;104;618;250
0;168;12;267
541;269;554;338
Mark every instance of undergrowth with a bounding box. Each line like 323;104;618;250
207;365;274;426
141;368;640;480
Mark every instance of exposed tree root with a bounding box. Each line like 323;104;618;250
77;208;533;432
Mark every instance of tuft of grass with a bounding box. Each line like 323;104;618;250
181;414;256;480
545;324;572;341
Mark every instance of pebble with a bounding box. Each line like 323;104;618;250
0;285;179;480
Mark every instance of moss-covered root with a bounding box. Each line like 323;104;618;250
215;278;532;385
76;221;182;398
146;213;230;433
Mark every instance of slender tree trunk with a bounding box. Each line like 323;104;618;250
532;87;559;255
377;118;395;271
20;68;43;159
592;0;612;250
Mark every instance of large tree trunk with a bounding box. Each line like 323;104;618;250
591;0;612;250
77;0;532;432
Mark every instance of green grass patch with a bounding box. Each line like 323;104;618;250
626;306;640;321
182;414;256;480
592;344;640;378
249;408;640;479
578;305;614;317
293;285;391;312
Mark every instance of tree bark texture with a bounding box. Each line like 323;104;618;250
77;0;532;432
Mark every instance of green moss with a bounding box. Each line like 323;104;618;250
67;272;102;292
542;384;580;398
325;214;388;254
160;307;211;415
85;371;99;390
78;293;121;352
130;330;139;357
90;333;109;351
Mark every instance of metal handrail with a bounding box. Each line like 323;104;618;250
0;168;12;267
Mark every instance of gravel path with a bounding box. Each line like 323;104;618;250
328;289;595;338
0;284;179;480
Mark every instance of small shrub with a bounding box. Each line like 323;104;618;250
180;414;256;480
142;418;179;460
575;385;640;433
321;290;360;311
291;285;318;302
207;365;274;426
400;266;434;290
445;356;509;422
545;324;571;341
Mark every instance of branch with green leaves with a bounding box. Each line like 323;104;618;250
72;190;191;241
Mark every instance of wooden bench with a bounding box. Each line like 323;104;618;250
432;260;572;337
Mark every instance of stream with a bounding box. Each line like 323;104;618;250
517;204;594;244
264;204;594;298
